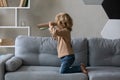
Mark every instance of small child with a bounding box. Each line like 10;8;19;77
37;12;88;74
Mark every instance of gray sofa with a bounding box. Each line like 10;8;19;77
0;35;120;80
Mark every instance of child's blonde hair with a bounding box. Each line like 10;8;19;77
55;12;73;31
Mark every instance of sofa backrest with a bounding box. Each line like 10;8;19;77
88;38;120;67
15;35;88;67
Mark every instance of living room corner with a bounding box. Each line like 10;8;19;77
0;0;120;80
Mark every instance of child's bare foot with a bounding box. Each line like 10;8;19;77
80;63;88;75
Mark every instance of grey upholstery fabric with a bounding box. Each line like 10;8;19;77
0;54;14;80
87;67;120;80
5;66;88;80
88;38;120;66
72;38;88;66
15;35;88;66
5;57;22;71
3;36;120;80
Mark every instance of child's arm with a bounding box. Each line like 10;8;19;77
49;22;57;39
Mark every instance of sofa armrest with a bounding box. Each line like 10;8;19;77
5;56;23;72
0;54;14;80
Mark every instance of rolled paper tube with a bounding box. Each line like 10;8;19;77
39;27;49;30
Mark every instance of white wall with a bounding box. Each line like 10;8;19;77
1;0;108;38
60;0;108;38
101;20;120;39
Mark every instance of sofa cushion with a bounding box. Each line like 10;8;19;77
72;38;88;66
5;57;22;71
88;38;120;66
15;35;88;67
87;67;120;80
0;54;14;80
5;66;88;80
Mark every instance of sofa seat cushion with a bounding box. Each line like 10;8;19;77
87;67;120;80
5;66;88;80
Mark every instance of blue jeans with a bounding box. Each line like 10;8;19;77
59;54;81;74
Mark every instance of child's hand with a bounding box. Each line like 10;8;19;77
49;22;57;27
